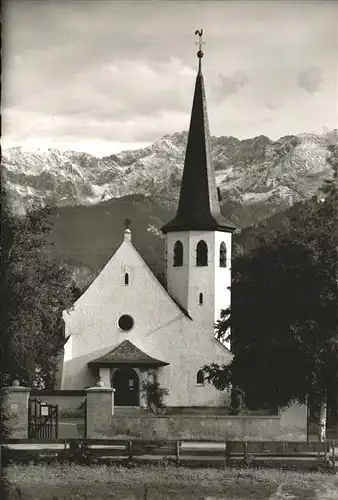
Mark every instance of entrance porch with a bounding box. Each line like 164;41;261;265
87;339;169;410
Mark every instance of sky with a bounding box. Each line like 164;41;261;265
2;0;337;157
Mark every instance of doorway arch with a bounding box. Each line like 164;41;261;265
112;367;140;406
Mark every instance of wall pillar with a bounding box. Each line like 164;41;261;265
85;383;114;438
0;380;31;439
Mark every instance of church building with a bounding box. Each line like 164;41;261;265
61;39;237;409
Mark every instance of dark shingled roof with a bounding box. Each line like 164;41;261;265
87;340;169;368
161;57;236;234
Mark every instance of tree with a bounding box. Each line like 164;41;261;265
0;188;76;388
204;144;338;440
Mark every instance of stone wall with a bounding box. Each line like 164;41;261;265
89;403;307;441
1;380;308;442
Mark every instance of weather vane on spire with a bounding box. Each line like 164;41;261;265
194;29;205;58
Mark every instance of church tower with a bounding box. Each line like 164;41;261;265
161;32;236;342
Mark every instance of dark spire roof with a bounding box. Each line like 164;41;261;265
161;44;236;234
87;340;169;368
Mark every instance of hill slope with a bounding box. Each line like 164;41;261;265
47;194;172;288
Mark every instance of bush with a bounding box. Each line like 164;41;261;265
141;381;169;414
57;440;97;465
228;386;245;415
0;390;11;438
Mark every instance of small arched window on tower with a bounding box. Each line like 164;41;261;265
199;293;203;305
196;240;208;266
124;273;129;285
219;242;227;267
173;240;183;267
196;370;204;385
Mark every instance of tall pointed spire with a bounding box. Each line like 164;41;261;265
161;31;236;234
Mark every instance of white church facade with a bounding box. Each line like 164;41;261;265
61;44;237;409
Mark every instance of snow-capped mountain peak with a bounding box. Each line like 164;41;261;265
2;130;336;217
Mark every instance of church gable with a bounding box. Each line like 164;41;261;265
63;229;188;359
70;230;187;318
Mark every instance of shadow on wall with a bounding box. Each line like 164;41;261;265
62;351;102;389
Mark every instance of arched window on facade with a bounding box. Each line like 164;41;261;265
196;370;204;385
173;240;183;267
196;240;208;266
124;273;129;285
219;242;227;267
199;292;203;305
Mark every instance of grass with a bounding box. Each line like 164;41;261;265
3;463;338;500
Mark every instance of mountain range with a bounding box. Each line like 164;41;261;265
2;129;336;288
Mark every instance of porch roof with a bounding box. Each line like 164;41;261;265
87;340;169;368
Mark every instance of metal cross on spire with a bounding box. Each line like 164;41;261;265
194;29;205;58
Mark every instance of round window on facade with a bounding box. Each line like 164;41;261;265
118;314;134;331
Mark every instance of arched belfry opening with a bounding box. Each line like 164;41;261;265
199;292;203;305
220;242;227;267
196;240;208;266
124;273;129;285
173;240;183;267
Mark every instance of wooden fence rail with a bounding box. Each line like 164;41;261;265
2;439;336;447
1;438;337;467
